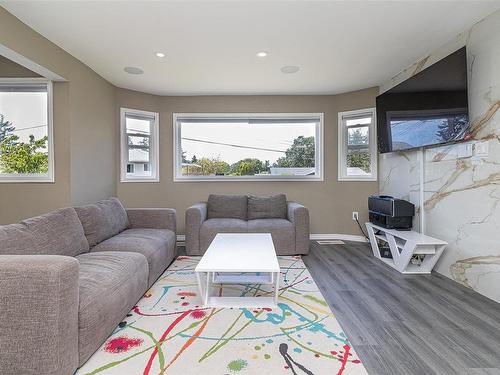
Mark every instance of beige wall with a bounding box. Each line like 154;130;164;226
0;55;40;77
0;7;116;223
69;69;116;205
116;87;379;235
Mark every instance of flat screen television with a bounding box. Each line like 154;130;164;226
376;47;470;153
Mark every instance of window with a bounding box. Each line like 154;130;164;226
120;108;159;182
0;79;53;182
338;108;377;181
173;113;323;181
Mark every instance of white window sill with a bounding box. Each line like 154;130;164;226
338;176;377;182
173;175;324;182
120;178;160;183
0;176;54;183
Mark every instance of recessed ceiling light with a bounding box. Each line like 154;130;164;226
124;66;144;75
281;65;300;74
155;52;166;58
256;51;268;57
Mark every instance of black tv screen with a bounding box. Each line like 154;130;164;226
376;47;470;153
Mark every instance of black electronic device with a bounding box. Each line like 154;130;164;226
368;195;415;230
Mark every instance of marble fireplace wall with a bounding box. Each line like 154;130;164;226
379;8;500;303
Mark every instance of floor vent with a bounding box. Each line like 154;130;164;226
316;240;345;245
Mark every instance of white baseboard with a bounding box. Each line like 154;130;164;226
176;234;367;243
309;234;368;243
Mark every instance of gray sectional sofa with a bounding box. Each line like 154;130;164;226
0;198;176;375
185;194;309;256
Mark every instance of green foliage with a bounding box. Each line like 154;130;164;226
0;134;49;174
346;128;370;173
183;135;316;176
229;158;269;176
181;149;188;163
0;114;15;143
274;136;315;168
198;157;230;175
347;152;371;173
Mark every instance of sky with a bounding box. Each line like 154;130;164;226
0;91;48;141
180;121;316;164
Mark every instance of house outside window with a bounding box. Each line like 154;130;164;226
173;113;324;181
338;108;377;181
120;108;159;182
0;79;54;182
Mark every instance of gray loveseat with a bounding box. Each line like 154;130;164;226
0;198;176;375
185;194;309;256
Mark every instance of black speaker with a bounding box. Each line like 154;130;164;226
368;195;414;230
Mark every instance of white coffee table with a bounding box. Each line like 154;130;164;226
195;233;280;308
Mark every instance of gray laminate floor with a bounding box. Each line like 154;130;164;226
177;242;500;374
302;240;500;375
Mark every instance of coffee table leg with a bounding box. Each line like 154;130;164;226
196;271;204;304
273;271;280;306
204;271;211;307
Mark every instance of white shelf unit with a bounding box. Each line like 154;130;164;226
366;222;447;274
213;272;274;285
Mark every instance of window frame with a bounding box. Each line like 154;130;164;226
338;108;377;181
172;112;324;182
120;107;159;183
0;78;54;183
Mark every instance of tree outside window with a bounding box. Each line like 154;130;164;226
0;80;51;180
176;115;322;180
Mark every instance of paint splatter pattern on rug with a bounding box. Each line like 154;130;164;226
76;256;368;374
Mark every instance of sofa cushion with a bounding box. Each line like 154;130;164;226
0;207;89;257
92;228;176;287
76;251;148;364
247;193;287;220
247;219;295;255
75;197;129;247
207;194;247;220
199;218;247;253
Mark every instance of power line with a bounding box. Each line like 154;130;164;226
181;137;286;153
127;128;149;134
10;124;47;133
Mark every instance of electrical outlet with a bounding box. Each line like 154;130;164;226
352;212;359;221
474;140;489;157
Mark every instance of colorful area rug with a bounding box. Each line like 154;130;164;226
77;256;368;375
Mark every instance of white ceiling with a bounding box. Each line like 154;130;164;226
2;1;500;96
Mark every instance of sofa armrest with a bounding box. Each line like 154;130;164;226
287;202;310;254
185;202;208;255
126;208;177;232
0;255;79;375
